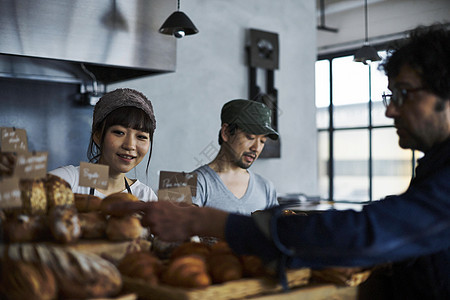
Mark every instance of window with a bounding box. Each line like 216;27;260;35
316;51;417;202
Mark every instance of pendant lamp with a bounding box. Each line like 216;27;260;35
159;0;198;38
354;0;381;64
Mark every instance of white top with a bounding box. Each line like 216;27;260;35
49;165;157;202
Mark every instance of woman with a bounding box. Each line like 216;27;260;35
50;88;157;201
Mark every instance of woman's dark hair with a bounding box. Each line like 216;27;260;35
87;106;155;173
379;23;450;100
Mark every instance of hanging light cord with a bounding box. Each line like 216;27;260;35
364;0;369;42
177;0;180;11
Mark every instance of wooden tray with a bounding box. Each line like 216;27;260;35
122;268;311;300
311;268;371;287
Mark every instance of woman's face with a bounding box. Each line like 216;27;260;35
96;125;150;175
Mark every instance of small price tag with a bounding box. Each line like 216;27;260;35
79;162;109;189
1;127;28;153
159;171;197;197
13;151;48;179
158;186;193;203
0;177;22;209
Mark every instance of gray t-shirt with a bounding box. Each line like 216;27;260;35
192;165;278;215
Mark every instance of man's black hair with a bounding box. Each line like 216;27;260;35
218;123;239;145
379;23;450;101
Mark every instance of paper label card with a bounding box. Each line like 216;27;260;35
79;162;109;189
1;127;28;153
158;186;192;204
159;171;197;197
0;177;22;209
14;151;48;179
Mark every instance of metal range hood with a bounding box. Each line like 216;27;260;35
0;0;177;85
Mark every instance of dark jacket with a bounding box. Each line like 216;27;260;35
226;138;450;299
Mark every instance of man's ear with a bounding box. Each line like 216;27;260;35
220;123;230;142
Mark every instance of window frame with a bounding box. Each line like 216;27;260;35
316;42;416;203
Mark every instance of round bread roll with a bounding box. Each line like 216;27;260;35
74;193;102;212
78;211;107;239
106;215;143;241
3;214;51;243
48;205;81;244
100;192;139;216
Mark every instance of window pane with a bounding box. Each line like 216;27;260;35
332;56;369;127
372;128;414;200
315;60;330;129
318;131;329;200
371;51;392;126
334;130;369;202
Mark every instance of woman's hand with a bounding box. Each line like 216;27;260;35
106;201;229;242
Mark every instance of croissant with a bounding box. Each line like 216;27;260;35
210;240;233;254
170;241;211;260
208;253;243;283
118;251;162;285
161;255;211;288
240;255;267;277
106;215;143;241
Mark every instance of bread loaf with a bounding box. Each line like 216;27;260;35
118;251;163;285
48;205;81;244
45;174;74;208
74;193;102;212
5;244;123;299
106;215;143;241
1;260;57;300
161;255;211;288
19;178;47;215
100;192;139;216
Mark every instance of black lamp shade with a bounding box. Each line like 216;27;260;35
159;11;198;37
354;45;381;64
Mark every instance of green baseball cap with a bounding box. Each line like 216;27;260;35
221;99;279;140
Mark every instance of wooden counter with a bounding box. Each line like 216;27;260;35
250;284;358;299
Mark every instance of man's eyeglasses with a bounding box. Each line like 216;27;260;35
382;88;426;107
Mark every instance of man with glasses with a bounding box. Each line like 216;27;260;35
108;24;449;299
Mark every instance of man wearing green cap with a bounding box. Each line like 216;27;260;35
191;99;279;215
